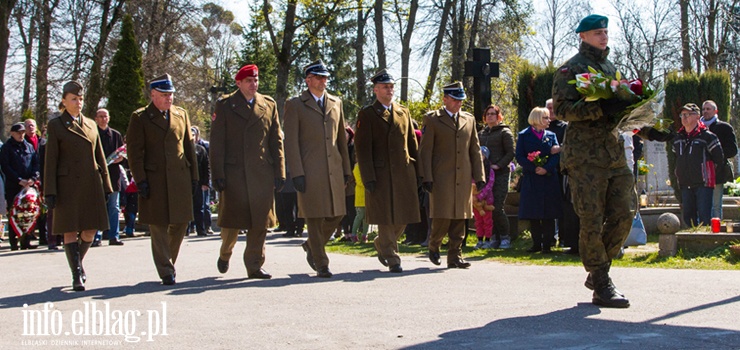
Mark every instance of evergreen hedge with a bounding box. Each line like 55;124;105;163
515;64;555;132
106;15;145;134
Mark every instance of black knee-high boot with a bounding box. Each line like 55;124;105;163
78;240;92;282
64;242;85;291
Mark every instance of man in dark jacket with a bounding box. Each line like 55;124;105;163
674;103;725;227
701;100;738;219
0;122;40;250
190;126;210;237
94;108;125;246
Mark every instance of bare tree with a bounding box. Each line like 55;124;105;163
355;0;372;106
13;0;36;113
422;0;453;103
82;0;125;117
391;0;418;102
34;0;60;124
0;0;19;138
373;0;386;69
261;0;344;116
610;0;680;84
528;0;592;67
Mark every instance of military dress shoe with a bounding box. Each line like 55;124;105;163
161;274;176;285
91;240;102;247
248;268;272;279
448;259;471;269
317;267;333;278
429;251;441;266
217;258;229;274
109;239;124;246
389;264;403;273
301;241;316;271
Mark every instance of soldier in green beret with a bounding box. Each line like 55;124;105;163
552;14;632;308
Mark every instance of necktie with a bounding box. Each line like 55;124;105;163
318;99;323;108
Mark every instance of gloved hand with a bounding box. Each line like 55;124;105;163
644;127;675;142
45;195;56;209
275;178;285;191
293;176;306;193
365;181;376;193
137;180;150;199
214;178;226;192
422;182;433;193
600;98;633;117
476;181;486;191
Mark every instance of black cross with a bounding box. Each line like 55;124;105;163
464;48;499;123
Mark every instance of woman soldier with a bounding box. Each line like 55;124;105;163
44;81;112;291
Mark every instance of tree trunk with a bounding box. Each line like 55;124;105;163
0;0;18;140
423;0;453;103
355;4;369;107
679;0;691;72
83;0;124;117
399;0;418;102
374;0;386;69
14;0;36;113
35;0;57;125
705;0;717;70
450;0;465;81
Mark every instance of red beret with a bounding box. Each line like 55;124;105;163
235;64;258;81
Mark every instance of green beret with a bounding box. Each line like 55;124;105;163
576;14;608;33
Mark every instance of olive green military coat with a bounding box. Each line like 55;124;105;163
44;111;113;233
126;103;198;226
283;90;351;219
354;100;420;225
210;91;285;229
419;108;485;219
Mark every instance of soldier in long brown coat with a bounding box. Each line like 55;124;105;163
45;81;113;292
354;69;420;273
210;64;285;279
127;74;198;286
284;59;351;278
419;82;485;269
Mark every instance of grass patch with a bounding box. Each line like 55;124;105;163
325;231;740;270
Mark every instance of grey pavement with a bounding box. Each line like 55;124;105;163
1;232;739;349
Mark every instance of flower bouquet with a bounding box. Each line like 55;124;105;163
9;184;41;239
568;66;670;132
106;144;127;165
527;151;548;167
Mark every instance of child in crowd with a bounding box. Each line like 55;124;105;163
473;146;496;249
351;164;369;243
122;170;138;237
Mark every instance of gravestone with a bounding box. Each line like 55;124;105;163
644;140;671;192
464;48;499;121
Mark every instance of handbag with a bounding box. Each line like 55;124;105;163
624;211;647;247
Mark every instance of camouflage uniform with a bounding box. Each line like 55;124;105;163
552;42;635;272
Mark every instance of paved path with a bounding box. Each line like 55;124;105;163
1;232;739;349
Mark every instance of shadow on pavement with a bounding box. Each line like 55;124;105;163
400;297;740;350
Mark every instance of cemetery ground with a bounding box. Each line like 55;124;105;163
326;230;740;270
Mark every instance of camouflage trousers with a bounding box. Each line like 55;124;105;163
568;166;635;272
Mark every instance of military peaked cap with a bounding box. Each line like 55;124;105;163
443;81;466;100
149;74;176;93
62;81;84;97
371;69;394;84
304;59;330;77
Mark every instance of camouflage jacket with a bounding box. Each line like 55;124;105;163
552;42;626;171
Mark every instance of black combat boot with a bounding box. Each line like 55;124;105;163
64;242;85;291
79;240;92;282
591;269;629;308
584;262;625;297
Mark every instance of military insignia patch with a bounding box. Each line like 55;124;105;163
211;112;217;122
560;67;569;74
356;120;361;128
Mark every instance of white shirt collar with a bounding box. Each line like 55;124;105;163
310;92;325;104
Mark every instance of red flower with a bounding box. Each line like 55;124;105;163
628;79;643;96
